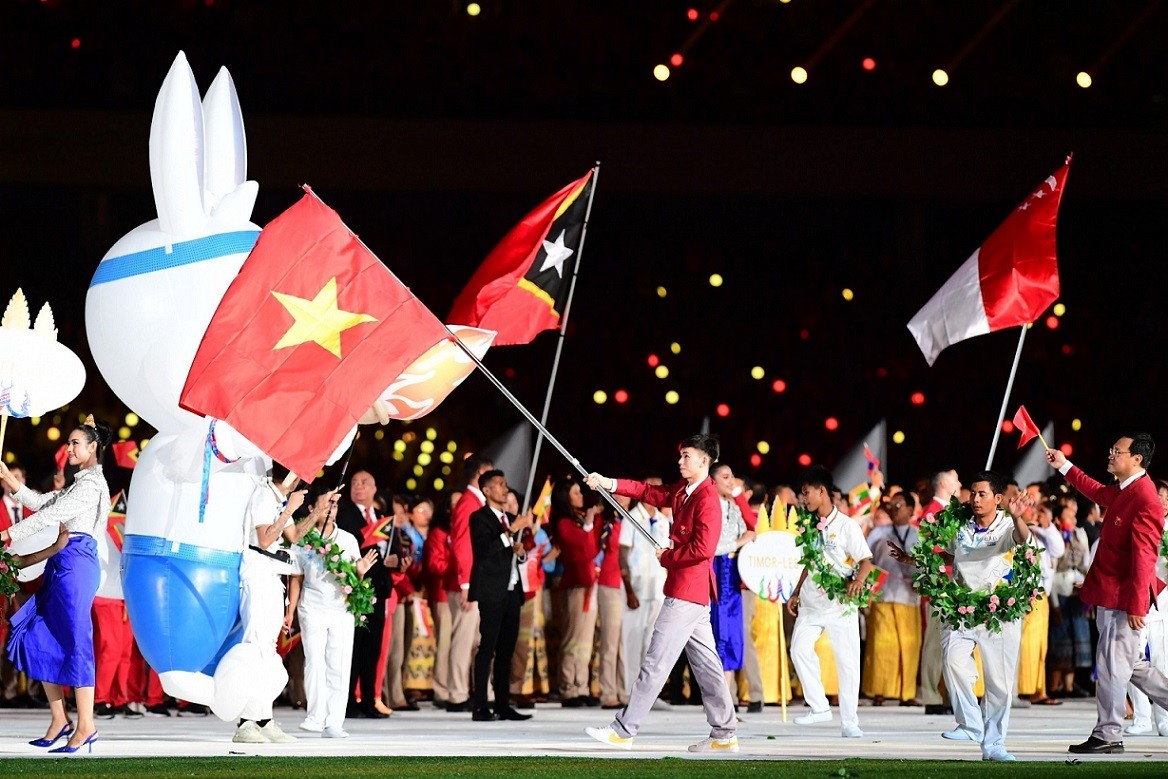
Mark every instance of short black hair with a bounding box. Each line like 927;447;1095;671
477;468;505;488
463;454;494;485
971;470;1007;497
1123;432;1155;469
710;462;732;478
798;465;834;493
679;434;719;463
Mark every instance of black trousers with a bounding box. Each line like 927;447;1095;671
350;598;386;707
474;588;525;711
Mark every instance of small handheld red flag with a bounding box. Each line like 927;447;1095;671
1012;405;1042;448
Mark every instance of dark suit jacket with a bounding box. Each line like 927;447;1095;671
468;505;522;604
336;499;393;599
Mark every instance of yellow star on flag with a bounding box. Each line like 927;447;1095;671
271;277;377;358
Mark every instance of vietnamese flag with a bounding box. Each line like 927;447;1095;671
907;157;1070;366
181;187;452;480
1013;405;1042;448
448;169;595;345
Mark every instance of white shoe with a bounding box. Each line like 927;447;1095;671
651;698;674;711
1125;722;1155;736
232;721;269;744
322;727;349;738
794;710;832;725
298;720;323;733
942;728;978;741
841;725;864;738
259;721;296;744
584;725;633;750
688;736;739;753
983;749;1016;761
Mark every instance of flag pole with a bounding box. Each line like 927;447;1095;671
445;326;664;550
985;325;1029;469
521;162;601;513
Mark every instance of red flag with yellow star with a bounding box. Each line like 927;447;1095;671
180;187;452;480
108;491;127;552
447;169;594;345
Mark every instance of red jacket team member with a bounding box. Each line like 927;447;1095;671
1049;433;1168;755
584;434;738;753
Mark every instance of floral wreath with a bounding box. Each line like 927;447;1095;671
0;549;19;597
794;507;882;612
1159;529;1168;561
298;528;376;626
912;497;1043;633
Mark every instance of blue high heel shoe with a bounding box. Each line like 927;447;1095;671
48;731;98;755
29;721;74;748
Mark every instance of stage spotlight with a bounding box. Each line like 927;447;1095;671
791;66;808;84
1076;71;1092;89
466;3;481;16
654;64;671;82
932;69;949;86
862;57;876;71
665;391;680;405
670;53;684;67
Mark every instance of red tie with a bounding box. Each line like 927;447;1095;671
365;506;374;524
501;512;510;531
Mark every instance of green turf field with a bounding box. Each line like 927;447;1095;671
0;757;1165;778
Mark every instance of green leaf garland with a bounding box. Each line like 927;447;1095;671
298;529;376;626
912;497;1043;633
794;507;881;613
0;549;18;597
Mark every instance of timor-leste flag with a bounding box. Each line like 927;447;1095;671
108;491;127;552
180;186;452;480
447;169;594;345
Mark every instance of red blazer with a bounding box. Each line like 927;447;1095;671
733;492;758;532
423;526;450;604
614;476;721;606
598;518;623;588
556;515;601;589
448;489;484;592
1066;466;1165;616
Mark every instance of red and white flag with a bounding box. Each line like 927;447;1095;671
907;157;1070;366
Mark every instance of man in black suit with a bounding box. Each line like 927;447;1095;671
469;470;534;722
334;470;396;719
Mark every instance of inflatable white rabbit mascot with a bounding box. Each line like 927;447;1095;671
85;52;281;720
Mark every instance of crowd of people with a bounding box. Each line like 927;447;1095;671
3;427;1168;759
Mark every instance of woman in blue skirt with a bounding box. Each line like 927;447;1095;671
710;464;755;695
0;415;112;754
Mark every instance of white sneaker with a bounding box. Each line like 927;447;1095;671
688;736;739;753
322;727;349;738
1125;722;1155;736
259;721;296;744
232;721;269;744
942;727;978;741
794;710;832;725
841;725;864;738
298;720;323;733
983;749;1016;761
585;725;633;750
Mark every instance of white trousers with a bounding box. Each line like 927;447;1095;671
1131;620;1168;732
621;589;663;700
791;607;861;728
941;619;1022;756
299;605;355;731
613;597;735;739
238;574;287;722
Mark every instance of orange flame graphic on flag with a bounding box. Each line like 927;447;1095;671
379;326;496;421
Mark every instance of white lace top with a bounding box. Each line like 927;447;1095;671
8;465;110;543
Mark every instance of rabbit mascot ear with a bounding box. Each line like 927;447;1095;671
86;52;275;720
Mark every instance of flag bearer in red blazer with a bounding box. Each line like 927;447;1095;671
583;434;738;753
1048;433;1168;755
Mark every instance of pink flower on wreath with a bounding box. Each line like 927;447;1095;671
989;594;1000;605
923;512;936;524
0;561;8;573
360;615;367;622
1007;597;1016;606
343;585;353;594
988;603;998;612
371;596;377;604
331;555;341;563
1025;549;1036;563
940;565;949;575
816;517;830;531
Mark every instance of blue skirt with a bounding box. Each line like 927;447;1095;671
710;554;744;671
7;534;99;687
